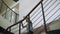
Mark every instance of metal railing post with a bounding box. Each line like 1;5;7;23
19;23;21;34
41;1;48;34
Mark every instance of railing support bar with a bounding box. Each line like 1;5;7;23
41;1;48;34
19;23;21;34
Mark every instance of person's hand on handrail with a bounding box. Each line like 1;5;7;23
22;16;30;28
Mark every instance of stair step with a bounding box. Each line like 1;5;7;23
0;26;14;34
47;29;60;34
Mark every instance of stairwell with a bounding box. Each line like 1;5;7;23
0;0;60;34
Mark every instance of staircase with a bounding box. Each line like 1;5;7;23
0;0;60;34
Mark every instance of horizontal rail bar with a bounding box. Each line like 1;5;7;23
31;0;54;21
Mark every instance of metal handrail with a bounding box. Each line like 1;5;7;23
33;1;60;33
23;0;58;33
6;0;43;30
6;0;51;31
31;0;55;21
30;0;48;18
32;0;56;24
5;0;60;34
34;1;59;27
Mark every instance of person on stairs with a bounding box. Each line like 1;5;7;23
22;16;33;34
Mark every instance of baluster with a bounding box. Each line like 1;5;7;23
19;23;21;34
41;2;48;34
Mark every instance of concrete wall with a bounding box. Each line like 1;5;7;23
49;18;60;30
11;0;60;34
41;18;60;34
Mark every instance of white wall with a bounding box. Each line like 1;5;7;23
49;18;60;30
0;15;14;29
19;0;40;20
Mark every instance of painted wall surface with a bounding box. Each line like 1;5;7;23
49;18;60;30
19;0;40;20
0;15;14;29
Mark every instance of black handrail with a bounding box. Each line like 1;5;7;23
20;0;48;27
31;0;59;33
31;0;55;23
6;0;43;30
30;0;48;18
1;0;19;15
7;0;53;31
34;1;59;27
31;0;54;21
